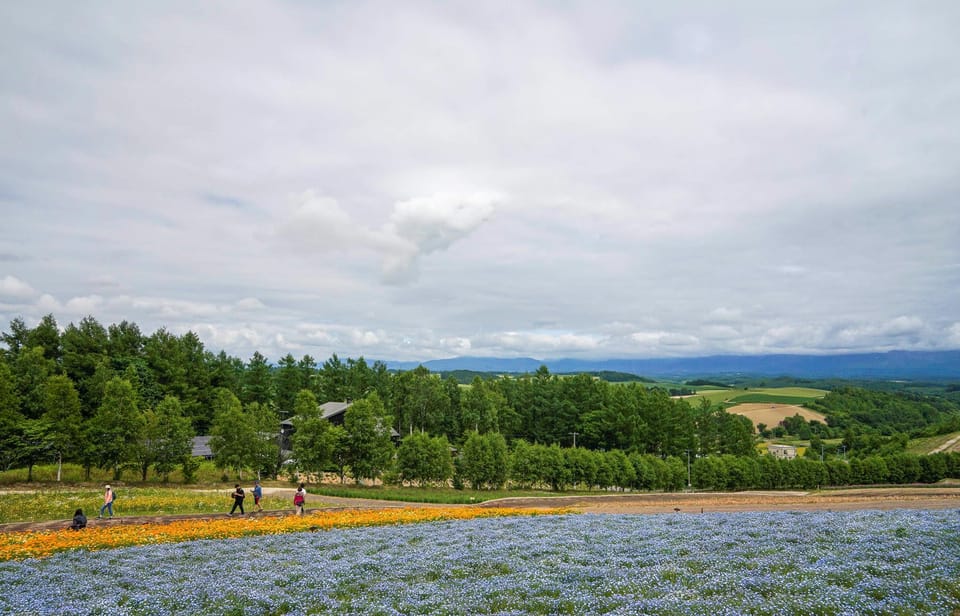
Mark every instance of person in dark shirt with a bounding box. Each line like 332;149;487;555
70;508;87;530
229;484;245;515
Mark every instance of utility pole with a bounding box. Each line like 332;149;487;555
684;449;692;489
569;432;579;448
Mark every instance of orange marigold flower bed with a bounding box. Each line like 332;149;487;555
0;507;569;561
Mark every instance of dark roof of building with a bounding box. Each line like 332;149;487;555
279;400;400;438
191;435;213;458
320;401;352;420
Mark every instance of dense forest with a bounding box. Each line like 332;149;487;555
1;314;958;490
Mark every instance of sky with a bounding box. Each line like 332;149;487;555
1;1;959;363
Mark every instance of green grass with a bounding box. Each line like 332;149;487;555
686;387;827;407
750;387;829;398
0;471;580;524
309;484;582;504
907;431;960;455
0;460;235;486
723;394;821;406
0;486;293;524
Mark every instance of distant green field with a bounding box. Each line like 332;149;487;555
686;387;827;407
907;431;960;455
724;394;820;406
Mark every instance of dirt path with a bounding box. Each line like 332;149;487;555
3;487;957;533
482;487;960;514
930;434;960;454
0;489;446;534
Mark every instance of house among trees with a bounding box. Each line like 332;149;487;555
279;401;400;451
191;435;214;460
767;444;797;460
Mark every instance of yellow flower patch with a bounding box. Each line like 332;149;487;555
0;507;569;561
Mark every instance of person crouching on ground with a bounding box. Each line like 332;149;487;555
70;508;87;530
229;484;245;515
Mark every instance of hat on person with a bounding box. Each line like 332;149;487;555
105;485;111;489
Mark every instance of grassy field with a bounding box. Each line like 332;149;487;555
0;460;238;486
907;431;960;455
0;486;294;524
684;386;827;407
0;479;575;524
309;484;572;504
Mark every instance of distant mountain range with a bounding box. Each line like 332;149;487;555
385;350;960;380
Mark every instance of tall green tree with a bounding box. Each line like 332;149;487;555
27;314;62;364
41;374;84;481
138;396;194;481
1;317;31;362
208;389;256;479
459;431;508;489
242;351;273;407
61;316;110;414
396;433;453;486
107;320;145;364
461;377;500;434
402;367;450;436
0;359;24;470
208;350;244;396
319;353;348;401
297;355;318;396
13;346;55;419
87;377;143;480
178;331;212;433
291;389;339;479
246;401;281;479
273;353;303;421
343;393;394;483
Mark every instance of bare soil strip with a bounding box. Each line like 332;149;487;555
3;487;958;534
481;487;960;514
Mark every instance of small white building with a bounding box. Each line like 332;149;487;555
767;444;797;460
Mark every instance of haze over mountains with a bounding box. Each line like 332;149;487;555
387;351;960;380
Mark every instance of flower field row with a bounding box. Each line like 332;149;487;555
0;487;294;524
0;508;957;615
0;506;564;561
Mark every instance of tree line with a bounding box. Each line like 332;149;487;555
2;314;958;488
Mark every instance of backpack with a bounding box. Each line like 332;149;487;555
111;490;117;502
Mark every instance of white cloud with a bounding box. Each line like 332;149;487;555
1;2;958;362
64;295;104;314
947;323;960;347
0;275;36;299
36;294;61;313
277;190;499;284
235;297;266;311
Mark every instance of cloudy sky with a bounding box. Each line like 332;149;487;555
2;2;959;363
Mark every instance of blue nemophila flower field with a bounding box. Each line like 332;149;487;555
1;509;958;615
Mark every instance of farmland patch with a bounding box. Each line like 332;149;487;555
727;402;828;430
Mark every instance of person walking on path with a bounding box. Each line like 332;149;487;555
70;508;87;530
252;481;264;511
228;484;245;515
293;483;306;516
97;485;114;518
